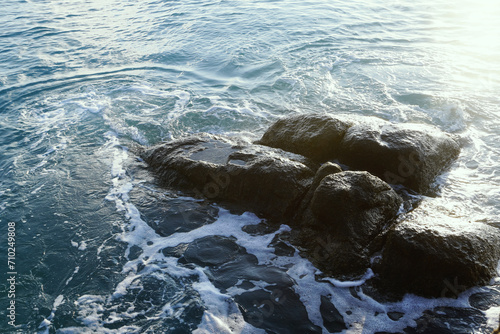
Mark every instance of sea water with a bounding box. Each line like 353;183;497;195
1;0;499;333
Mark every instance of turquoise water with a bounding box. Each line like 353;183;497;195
1;0;500;333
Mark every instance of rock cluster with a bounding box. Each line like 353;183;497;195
141;113;500;298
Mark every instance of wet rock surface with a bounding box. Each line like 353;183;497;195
235;288;323;334
376;218;500;297
166;235;321;333
403;307;488;334
128;181;219;237
141;114;500;299
141;133;315;221
257;113;353;162
320;295;347;333
338;120;461;194
258;114;460;194
296;171;402;278
306;171;401;241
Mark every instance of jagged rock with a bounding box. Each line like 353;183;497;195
257;114;353;162
377;214;500;297
141;133;315;221
296;171;402;278
338;119;460;194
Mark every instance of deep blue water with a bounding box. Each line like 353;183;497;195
1;0;500;333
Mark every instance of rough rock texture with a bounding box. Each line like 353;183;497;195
141;133;315;221
258;114;460;194
294;162;344;224
296;171;402;278
139;115;500;299
338;120;460;194
257;114;353;162
308;171;402;240
377;217;500;297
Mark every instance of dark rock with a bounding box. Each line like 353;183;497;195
140;197;218;237
469;288;500;311
297;171;402;278
127;245;143;261
127;172;220;237
338;119;460;194
308;171;402;241
173;236;295;291
403;307;487;334
311;162;343;190
294;162;344;225
235;286;322;334
241;221;280;236
269;235;296;257
180;236;246;267
258;114;460;194
209;253;294;291
295;229;372;279
141;133;315;221
387;311;404;321
161;243;189;258
320;295;347;333
139;116;498;301
377;215;500;298
257;114;353;162
169;235;318;333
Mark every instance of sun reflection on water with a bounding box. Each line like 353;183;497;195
433;0;500;92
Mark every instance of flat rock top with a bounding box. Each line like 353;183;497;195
144;133;314;169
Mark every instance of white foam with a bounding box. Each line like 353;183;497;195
78;241;88;251
485;306;500;330
37;295;65;333
65;266;80;286
55;295;141;334
193;279;264;334
90;137;271;331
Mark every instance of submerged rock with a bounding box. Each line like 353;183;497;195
403;306;488;334
257;114;353;162
169;235;321;333
297;171;402;278
235;288;323;334
377;217;500;298
338;120;460;194
141;133;315;221
320;295;347;333
180;235;246;267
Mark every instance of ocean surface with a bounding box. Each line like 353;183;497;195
1;0;500;333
